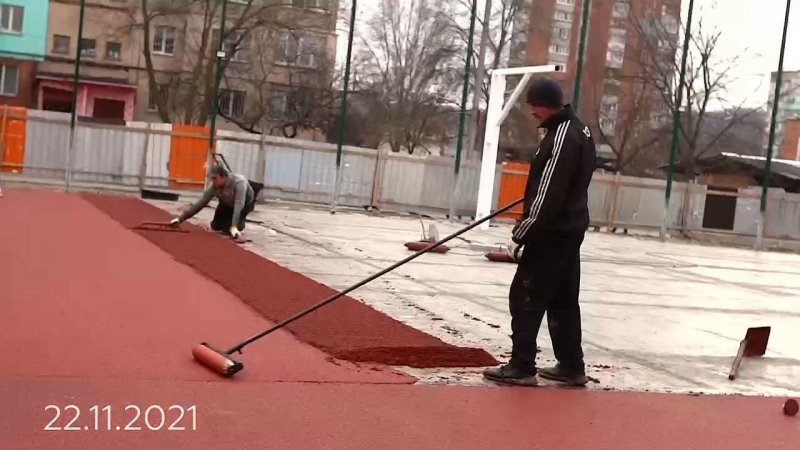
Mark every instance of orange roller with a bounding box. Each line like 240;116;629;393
485;250;517;263
405;240;450;253
191;343;244;377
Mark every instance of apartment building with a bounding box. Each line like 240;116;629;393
765;70;800;158
37;0;337;138
510;0;681;149
0;0;49;107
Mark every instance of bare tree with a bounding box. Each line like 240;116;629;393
588;75;670;173
445;0;537;159
217;27;338;139
125;0;336;128
629;3;765;177
355;0;462;154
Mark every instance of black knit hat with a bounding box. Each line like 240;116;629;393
526;78;563;109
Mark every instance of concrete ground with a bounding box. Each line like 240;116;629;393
150;198;800;397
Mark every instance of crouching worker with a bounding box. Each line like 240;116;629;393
170;164;255;238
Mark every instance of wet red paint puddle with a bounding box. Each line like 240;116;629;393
81;193;498;368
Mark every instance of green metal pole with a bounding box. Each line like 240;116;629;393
572;0;591;110
205;0;228;190
660;0;695;240
757;0;792;250
65;0;86;192
448;0;478;222
330;0;357;213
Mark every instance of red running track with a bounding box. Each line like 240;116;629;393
0;189;410;384
4;377;799;450
2;188;799;450
80;192;497;368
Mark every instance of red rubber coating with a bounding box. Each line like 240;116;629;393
784;399;799;416
191;343;244;377
485;250;517;263
405;241;449;253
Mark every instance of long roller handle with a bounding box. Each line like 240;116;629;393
728;339;747;380
227;198;524;354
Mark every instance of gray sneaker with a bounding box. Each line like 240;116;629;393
537;365;588;386
482;364;538;386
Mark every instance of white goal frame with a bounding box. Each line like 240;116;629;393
475;64;565;230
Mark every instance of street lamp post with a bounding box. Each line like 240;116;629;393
329;0;358;213
205;0;229;190
660;0;695;240
65;0;87;192
756;0;793;250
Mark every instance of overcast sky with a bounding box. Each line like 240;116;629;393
335;0;800;109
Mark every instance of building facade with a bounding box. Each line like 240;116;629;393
35;0;337;138
0;0;48;107
510;0;681;157
765;70;800;158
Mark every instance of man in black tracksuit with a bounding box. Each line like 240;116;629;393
483;78;596;387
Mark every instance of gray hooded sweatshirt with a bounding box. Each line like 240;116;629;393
179;173;254;227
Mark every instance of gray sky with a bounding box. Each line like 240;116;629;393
336;0;800;109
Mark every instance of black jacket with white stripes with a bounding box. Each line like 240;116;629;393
512;105;596;245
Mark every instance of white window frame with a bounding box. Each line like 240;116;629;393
219;89;246;118
153;26;176;56
548;44;569;56
214;29;249;62
553;10;571;22
277;31;326;68
281;0;328;9
268;91;288;119
0;4;23;34
554;26;570;40
556;0;574;4
612;1;630;18
0;64;19;97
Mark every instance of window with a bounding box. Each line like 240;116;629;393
213;29;249;62
554;26;570;40
600;118;616;135
612;1;630;18
52;35;70;55
277;31;326;68
281;0;329;9
153;26;175;55
219;89;245;118
548;44;569;56
0;64;19;97
606;49;623;68
80;39;96;58
556;0;574;4
553;10;571;22
608;28;626;45
600;96;619;117
0;4;23;34
105;41;122;60
268;91;287;119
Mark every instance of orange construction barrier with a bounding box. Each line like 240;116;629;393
496;162;529;220
169;123;212;189
1;106;27;173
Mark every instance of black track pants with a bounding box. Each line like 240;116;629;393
210;199;255;232
508;231;586;374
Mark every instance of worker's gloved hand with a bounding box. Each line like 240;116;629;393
230;226;241;239
506;238;523;261
169;217;181;227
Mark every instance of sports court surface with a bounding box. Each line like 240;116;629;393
2;187;798;449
